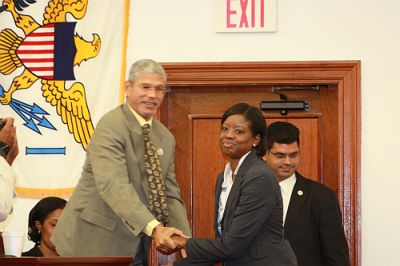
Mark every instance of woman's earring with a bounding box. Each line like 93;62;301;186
253;143;257;147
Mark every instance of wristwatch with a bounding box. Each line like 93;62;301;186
0;141;9;159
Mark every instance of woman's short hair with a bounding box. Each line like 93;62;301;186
27;197;67;244
221;103;267;157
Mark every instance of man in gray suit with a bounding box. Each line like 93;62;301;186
52;59;191;265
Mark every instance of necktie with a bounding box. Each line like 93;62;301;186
142;124;169;225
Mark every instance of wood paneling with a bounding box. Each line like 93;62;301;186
192;119;224;238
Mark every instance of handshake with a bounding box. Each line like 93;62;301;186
151;224;190;256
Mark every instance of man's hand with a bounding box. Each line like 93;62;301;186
152;225;186;255
0;117;18;165
6;131;18;165
0;117;15;145
171;234;189;250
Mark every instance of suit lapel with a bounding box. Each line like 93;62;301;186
150;120;169;175
214;172;224;233
122;104;147;189
220;152;258;231
221;174;241;225
284;173;310;236
151;121;163;158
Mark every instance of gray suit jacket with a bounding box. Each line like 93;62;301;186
52;104;191;256
175;151;297;266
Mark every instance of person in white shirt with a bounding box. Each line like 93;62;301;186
0;117;19;222
265;121;349;266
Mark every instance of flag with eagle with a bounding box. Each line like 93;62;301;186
0;0;128;198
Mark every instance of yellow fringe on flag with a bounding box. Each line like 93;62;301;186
15;187;75;199
119;0;130;104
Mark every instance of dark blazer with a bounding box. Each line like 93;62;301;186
22;245;43;257
52;104;190;256
175;151;297;266
284;173;349;266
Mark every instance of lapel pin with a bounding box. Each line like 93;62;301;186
297;190;303;196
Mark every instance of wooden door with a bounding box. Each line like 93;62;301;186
151;61;360;266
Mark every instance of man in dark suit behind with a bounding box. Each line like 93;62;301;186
265;121;349;266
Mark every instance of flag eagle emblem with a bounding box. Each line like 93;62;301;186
0;0;101;150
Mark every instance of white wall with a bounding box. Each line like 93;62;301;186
2;1;399;264
128;1;400;265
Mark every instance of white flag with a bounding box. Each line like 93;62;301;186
0;0;129;198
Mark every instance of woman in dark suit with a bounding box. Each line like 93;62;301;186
173;103;297;266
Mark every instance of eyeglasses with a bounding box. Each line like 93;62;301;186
269;151;300;160
137;83;170;95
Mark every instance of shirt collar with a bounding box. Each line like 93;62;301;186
222;151;251;188
128;105;153;127
279;173;297;194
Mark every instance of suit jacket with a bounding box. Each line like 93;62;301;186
284;173;349;266
22;244;43;257
52;104;190;256
175;151;297;266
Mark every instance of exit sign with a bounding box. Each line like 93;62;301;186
216;0;277;32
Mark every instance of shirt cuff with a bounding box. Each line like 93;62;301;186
143;219;161;236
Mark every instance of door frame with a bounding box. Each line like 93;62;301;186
160;61;361;266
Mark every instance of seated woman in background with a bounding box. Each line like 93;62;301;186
22;197;67;257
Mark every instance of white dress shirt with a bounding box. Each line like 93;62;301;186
279;173;296;224
217;151;251;235
0;157;15;222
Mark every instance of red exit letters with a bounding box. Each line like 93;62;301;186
226;0;265;28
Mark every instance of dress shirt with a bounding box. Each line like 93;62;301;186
128;106;160;236
217;151;251;235
279;173;296;224
0;157;15;222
